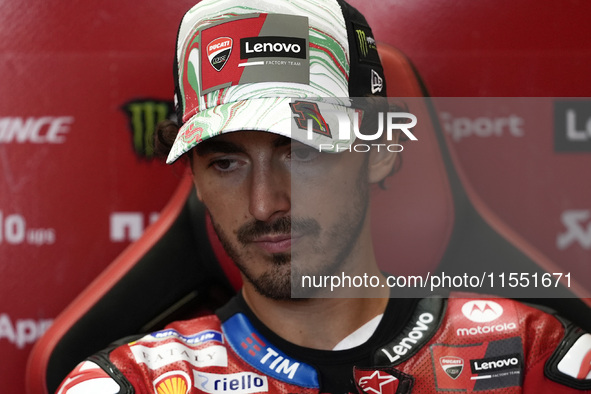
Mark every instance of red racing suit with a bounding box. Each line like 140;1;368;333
57;293;591;393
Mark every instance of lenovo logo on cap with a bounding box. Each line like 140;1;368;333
241;36;306;59
207;37;233;71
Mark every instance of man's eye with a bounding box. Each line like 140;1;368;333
210;158;238;172
291;147;319;162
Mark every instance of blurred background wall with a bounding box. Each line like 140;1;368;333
0;0;589;390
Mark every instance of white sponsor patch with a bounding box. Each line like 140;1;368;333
461;300;503;323
193;371;268;394
130;343;227;370
57;361;120;394
558;334;591;380
456;322;517;337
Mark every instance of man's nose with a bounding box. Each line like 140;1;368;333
248;163;290;222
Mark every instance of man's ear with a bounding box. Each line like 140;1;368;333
194;182;203;202
192;178;204;202
367;132;400;184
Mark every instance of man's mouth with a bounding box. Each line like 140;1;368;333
236;217;318;255
251;233;301;254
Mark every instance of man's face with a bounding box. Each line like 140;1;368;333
191;131;373;300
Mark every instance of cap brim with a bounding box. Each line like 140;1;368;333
166;97;358;164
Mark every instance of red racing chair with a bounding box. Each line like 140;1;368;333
26;44;591;394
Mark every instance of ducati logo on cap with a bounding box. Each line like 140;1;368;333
207;37;233;71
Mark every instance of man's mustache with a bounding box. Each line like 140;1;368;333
237;217;320;244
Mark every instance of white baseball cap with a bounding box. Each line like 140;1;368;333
167;0;386;163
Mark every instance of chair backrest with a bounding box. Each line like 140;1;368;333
26;44;591;394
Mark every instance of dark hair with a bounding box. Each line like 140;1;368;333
355;96;409;189
154;119;182;161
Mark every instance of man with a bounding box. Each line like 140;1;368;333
57;0;591;392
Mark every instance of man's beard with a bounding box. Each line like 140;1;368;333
211;216;316;300
209;162;370;300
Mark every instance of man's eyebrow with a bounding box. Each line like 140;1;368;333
194;140;244;156
273;135;292;148
193;134;292;155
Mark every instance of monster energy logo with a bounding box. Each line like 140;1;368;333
355;27;377;61
122;99;174;158
356;29;369;57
